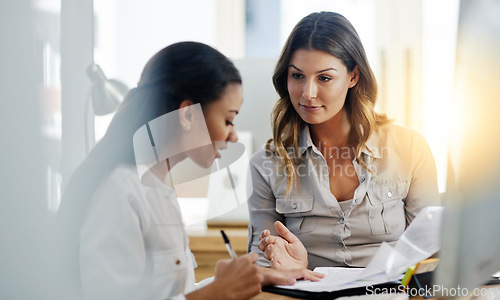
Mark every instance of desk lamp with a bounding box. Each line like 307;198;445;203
85;63;128;152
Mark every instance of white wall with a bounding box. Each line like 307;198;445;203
233;57;278;153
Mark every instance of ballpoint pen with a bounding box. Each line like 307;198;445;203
220;230;238;259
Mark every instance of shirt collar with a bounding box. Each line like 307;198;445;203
298;126;314;156
298;125;383;159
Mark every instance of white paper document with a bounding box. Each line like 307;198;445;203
275;242;408;292
275;266;399;292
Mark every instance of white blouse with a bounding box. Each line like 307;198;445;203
80;165;196;300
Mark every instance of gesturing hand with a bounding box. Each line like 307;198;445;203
257;221;308;270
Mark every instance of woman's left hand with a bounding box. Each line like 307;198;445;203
258;266;325;286
258;221;309;269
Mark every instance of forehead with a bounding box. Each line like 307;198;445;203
211;83;243;110
290;49;346;71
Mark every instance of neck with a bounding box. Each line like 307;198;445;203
149;146;187;184
310;108;351;150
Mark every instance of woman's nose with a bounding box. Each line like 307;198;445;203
227;127;238;143
303;80;318;100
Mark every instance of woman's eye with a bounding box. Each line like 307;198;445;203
319;75;332;82
226;120;234;126
291;73;304;79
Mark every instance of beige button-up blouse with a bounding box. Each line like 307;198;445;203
247;124;440;269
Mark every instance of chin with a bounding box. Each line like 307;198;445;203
296;112;320;124
301;116;326;125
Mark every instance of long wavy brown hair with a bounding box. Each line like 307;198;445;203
268;11;391;194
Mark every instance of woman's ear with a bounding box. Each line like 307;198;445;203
178;100;195;131
348;66;360;88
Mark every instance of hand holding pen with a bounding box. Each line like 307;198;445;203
209;232;262;298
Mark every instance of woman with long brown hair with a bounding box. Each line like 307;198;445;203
248;12;439;270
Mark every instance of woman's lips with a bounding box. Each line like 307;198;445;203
300;104;323;112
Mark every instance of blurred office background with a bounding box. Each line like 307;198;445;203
28;0;460;213
1;0;463;298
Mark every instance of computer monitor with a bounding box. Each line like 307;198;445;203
435;0;500;292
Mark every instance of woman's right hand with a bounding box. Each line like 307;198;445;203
258;221;308;270
187;253;262;300
213;253;263;299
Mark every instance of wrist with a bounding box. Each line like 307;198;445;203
186;280;224;300
257;266;272;286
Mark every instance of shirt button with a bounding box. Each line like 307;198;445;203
354;199;361;204
387;191;393;198
340;218;345;224
292;203;297;210
360;177;366;183
175;259;181;265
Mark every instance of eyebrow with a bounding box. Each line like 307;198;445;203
289;64;337;73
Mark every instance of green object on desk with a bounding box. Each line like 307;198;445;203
401;265;416;288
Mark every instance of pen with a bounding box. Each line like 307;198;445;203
220;230;238;259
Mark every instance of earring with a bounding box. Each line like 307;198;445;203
185;124;191;131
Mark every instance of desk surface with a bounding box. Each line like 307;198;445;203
188;226;248;253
